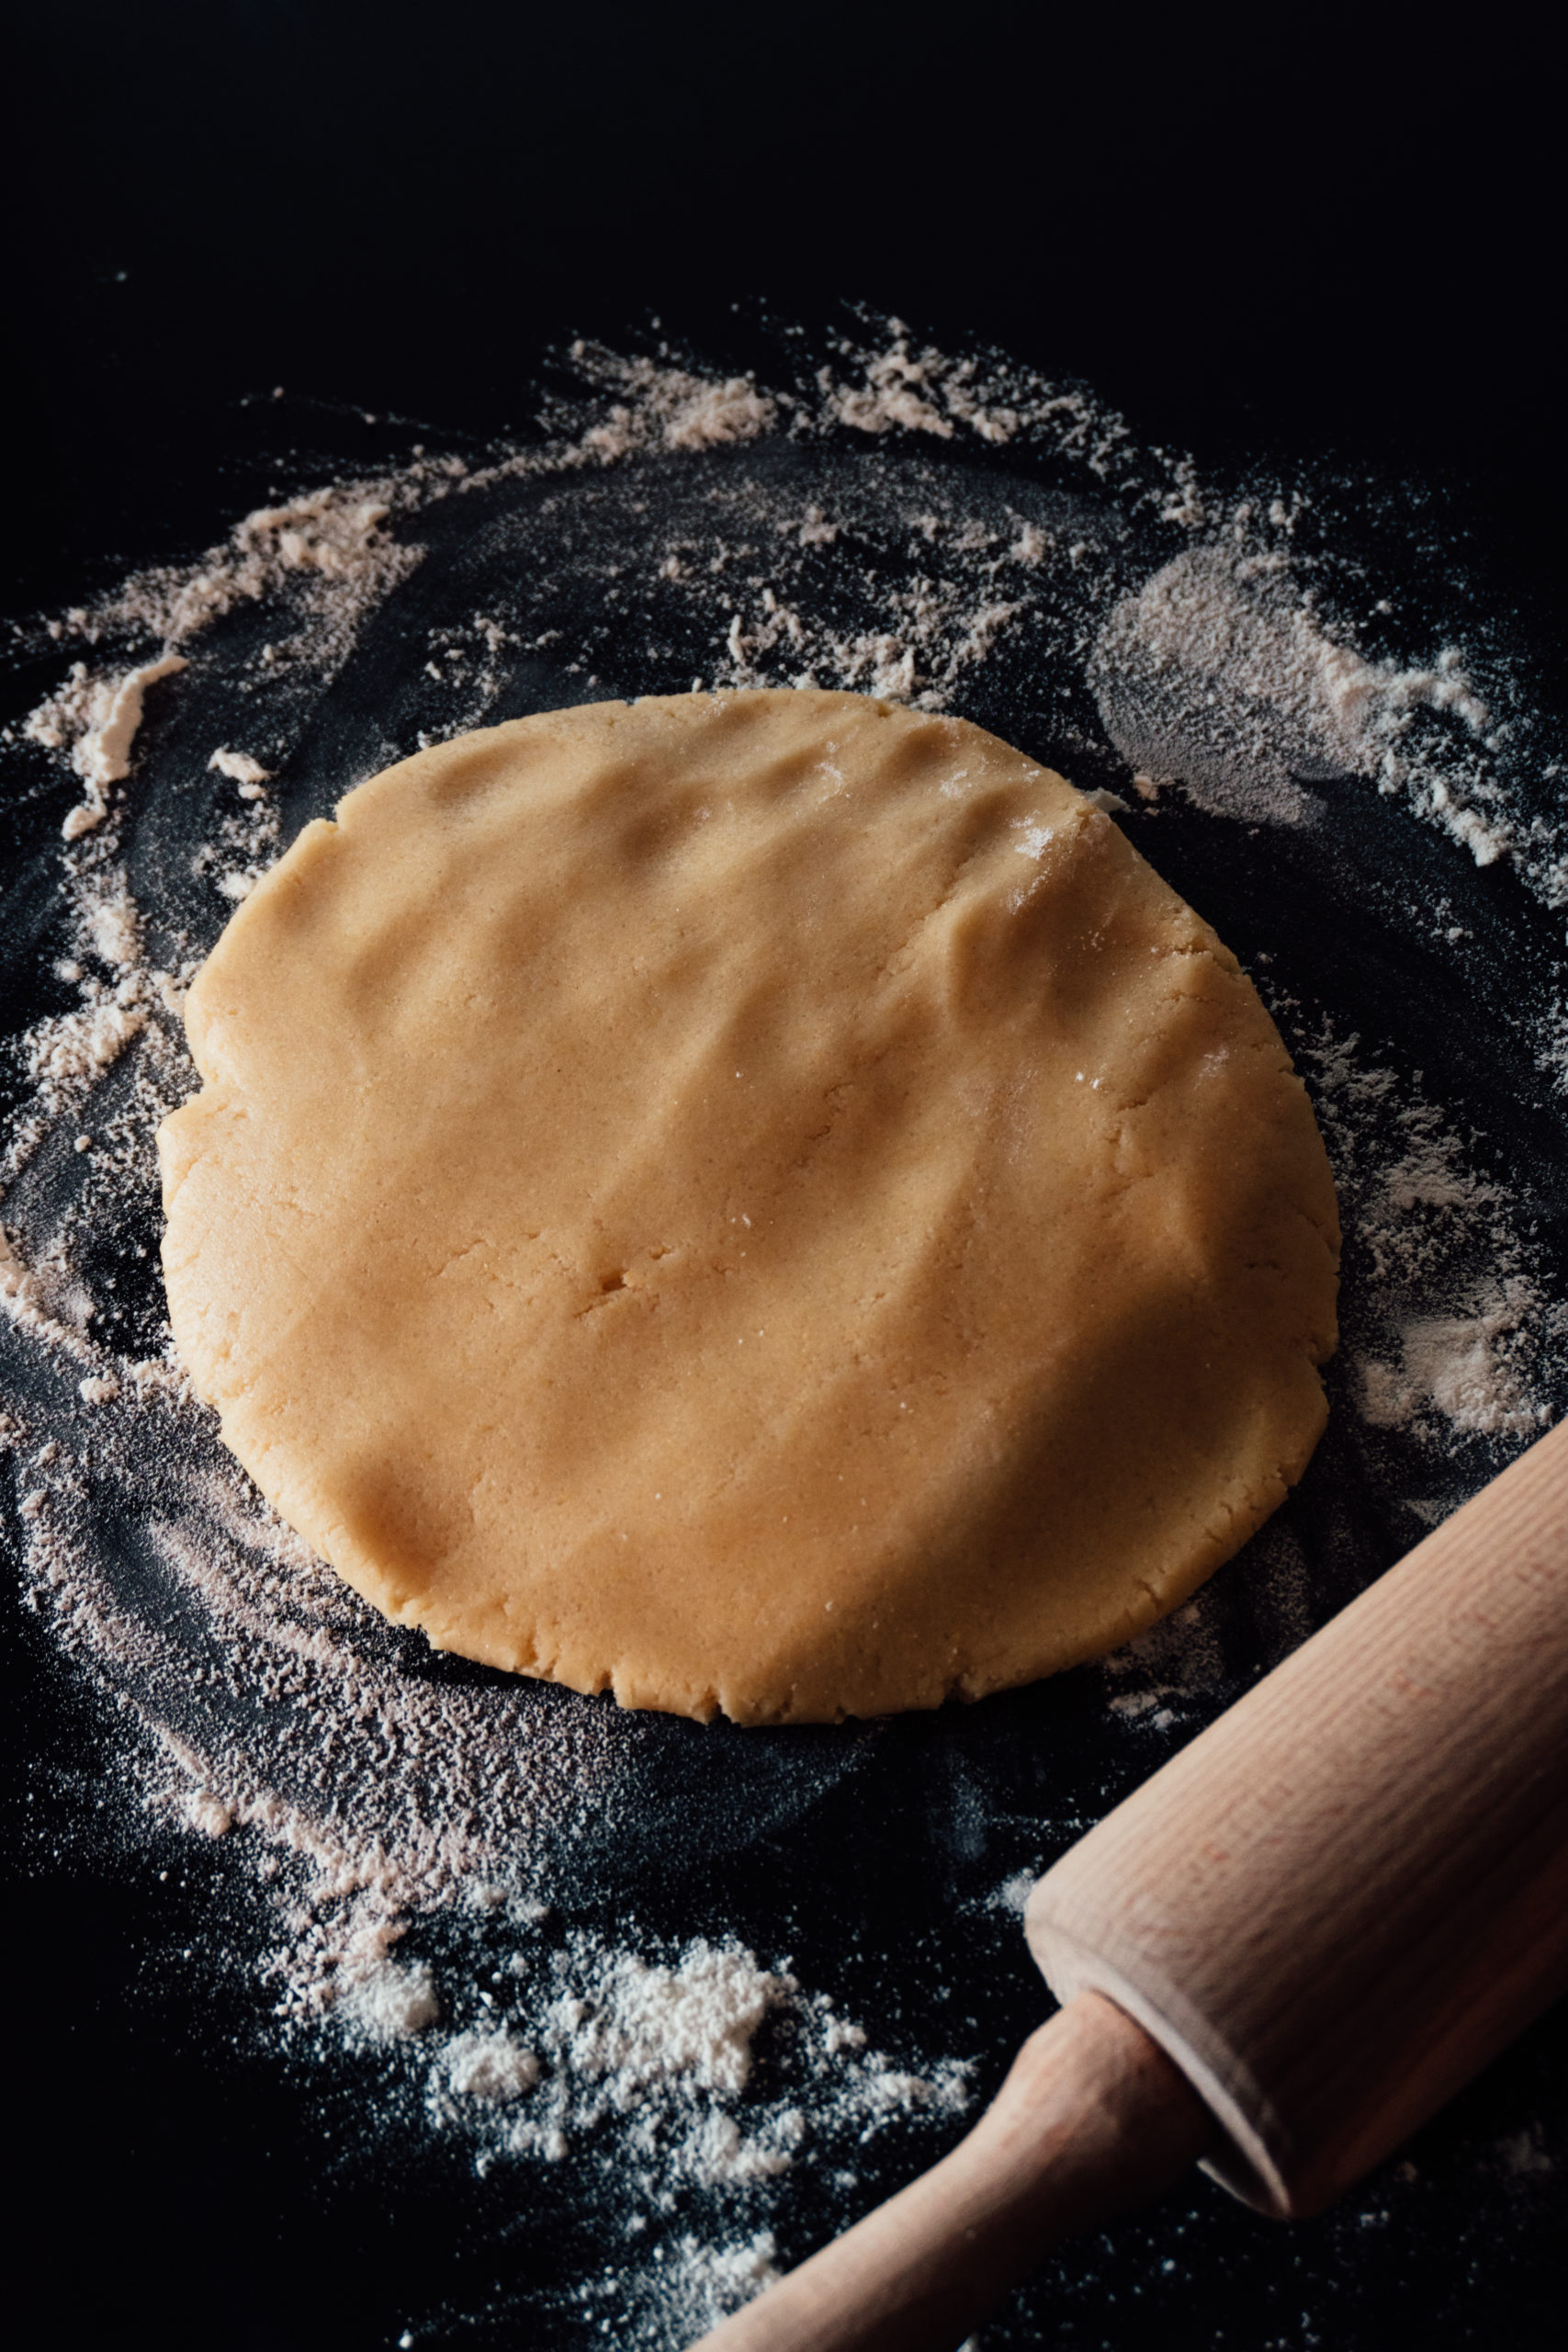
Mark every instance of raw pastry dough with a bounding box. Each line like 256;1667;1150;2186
159;690;1338;1722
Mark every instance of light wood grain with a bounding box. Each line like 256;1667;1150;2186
1027;1415;1568;2214
691;1990;1212;2352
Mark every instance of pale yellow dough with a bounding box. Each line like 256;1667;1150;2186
159;690;1338;1723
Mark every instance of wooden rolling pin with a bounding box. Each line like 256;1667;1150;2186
693;1416;1568;2352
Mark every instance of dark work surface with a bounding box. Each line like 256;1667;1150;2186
4;1619;1563;2352
2;10;1564;2352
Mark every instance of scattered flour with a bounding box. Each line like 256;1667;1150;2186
22;989;147;1096
626;2231;781;2345
345;1960;443;2044
96;481;424;655
3;313;1563;2349
570;356;776;461
445;2028;540;2101
992;1871;1040;1917
209;746;271;790
27;651;189;838
412;1923;971;2256
543;1940;789;2104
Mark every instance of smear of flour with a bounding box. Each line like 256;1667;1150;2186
1359;1293;1542;1437
1092;548;1517;868
1297;1024;1562;1454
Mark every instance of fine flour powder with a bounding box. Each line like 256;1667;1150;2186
2;319;1563;2345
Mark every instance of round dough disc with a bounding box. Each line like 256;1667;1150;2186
159;689;1338;1723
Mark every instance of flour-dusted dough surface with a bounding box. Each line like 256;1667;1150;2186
159;690;1338;1723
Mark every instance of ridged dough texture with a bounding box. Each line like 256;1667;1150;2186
159;690;1339;1724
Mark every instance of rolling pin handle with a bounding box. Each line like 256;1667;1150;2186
687;1991;1213;2352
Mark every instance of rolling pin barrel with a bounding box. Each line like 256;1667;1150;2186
1026;1414;1568;2215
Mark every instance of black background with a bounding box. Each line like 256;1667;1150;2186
2;6;1563;2350
5;4;1563;651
